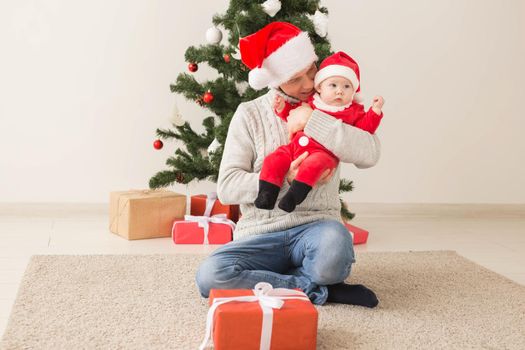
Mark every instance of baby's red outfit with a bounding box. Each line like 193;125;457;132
259;94;383;188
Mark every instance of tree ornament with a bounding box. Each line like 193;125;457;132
196;97;204;106
188;62;198;72
205;26;222;44
170;99;185;126
231;46;241;60
261;0;281;17
310;10;329;37
203;90;214;104
223;53;231;63
175;172;185;183
207;138;221;154
235;81;249;95
153;139;163;150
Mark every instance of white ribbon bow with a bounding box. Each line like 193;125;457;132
199;282;310;350
181;192;236;244
184;214;236;245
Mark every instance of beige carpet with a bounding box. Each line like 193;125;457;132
1;251;524;350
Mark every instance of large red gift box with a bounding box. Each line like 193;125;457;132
344;222;369;245
172;220;233;244
202;283;318;350
191;194;240;222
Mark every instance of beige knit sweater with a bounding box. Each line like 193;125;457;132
217;90;381;240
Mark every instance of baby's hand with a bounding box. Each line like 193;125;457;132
274;95;285;113
372;96;384;115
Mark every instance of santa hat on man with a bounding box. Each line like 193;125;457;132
314;51;362;102
239;22;318;90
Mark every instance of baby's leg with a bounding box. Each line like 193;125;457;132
278;152;338;213
255;146;293;210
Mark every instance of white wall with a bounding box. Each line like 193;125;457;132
0;0;524;203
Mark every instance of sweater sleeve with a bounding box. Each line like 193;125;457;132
216;104;260;205
304;109;381;168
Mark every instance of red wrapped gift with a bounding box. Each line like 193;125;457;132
199;282;318;350
344;222;369;245
172;215;234;244
191;192;239;222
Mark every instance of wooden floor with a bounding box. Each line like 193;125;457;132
1;203;524;335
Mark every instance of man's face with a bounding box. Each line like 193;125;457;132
279;63;317;101
318;76;354;107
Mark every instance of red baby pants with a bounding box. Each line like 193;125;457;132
259;131;339;187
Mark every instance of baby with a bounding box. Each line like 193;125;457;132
255;51;384;213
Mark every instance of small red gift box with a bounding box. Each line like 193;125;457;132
172;219;233;244
200;283;318;350
344;222;369;245
191;193;239;222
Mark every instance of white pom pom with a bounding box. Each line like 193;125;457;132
205;26;222;44
262;0;281;17
248;68;271;90
353;92;363;104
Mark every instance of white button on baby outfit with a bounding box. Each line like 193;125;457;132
298;136;309;147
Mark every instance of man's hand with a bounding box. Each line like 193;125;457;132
286;151;335;185
287;103;314;140
372;95;384;115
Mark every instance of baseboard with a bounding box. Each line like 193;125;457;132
348;203;525;218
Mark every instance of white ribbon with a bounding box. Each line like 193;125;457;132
203;192;218;217
199;282;310;350
183;214;236;245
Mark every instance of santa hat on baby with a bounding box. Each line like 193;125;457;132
314;51;362;102
239;22;318;90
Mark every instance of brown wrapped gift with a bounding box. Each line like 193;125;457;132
109;189;186;240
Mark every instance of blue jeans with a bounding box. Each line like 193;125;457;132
195;219;355;305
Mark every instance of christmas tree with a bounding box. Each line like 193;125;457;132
149;0;355;221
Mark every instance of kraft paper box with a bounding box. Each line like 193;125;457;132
207;288;318;350
109;190;186;240
191;194;240;222
344;222;369;245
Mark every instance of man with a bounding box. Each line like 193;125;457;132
195;22;380;307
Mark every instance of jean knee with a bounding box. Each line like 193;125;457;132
310;221;355;284
195;256;240;297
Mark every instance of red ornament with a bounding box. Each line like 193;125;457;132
175;172;185;183
203;90;214;104
188;62;198;72
223;54;231;63
153;139;163;150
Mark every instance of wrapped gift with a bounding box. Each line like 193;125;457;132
172;214;234;244
199;282;318;350
109;189;186;240
191;192;239;222
344;222;369;245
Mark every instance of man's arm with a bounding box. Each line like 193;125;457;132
304;109;381;168
217;104;259;204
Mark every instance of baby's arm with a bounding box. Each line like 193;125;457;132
352;96;384;134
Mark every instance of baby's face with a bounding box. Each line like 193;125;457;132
318;76;354;106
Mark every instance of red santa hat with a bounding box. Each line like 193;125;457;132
314;51;362;101
239;22;318;90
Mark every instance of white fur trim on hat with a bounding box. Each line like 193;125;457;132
314;65;359;91
248;32;318;90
